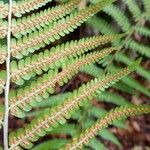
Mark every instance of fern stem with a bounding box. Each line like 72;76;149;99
3;0;12;149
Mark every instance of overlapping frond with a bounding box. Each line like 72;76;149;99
10;34;122;85
64;105;150;150
9;47;117;118
9;60;140;150
12;0;81;38
10;0;115;59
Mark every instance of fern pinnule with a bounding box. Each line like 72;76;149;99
11;0;115;59
12;0;81;38
0;20;7;38
9;47;117;118
64;105;150;150
0;45;7;64
10;34;122;85
0;70;6;94
9;59;140;150
0;2;8;18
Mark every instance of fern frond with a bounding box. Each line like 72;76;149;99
122;0;141;19
0;44;7;64
11;0;115;59
0;105;4;129
12;0;81;38
0;20;7;38
125;39;150;58
10;34;122;85
135;26;150;37
0;70;6;94
0;2;8;18
12;0;53;17
103;5;131;32
9;47;117;118
9;60;140;149
64;105;150;150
